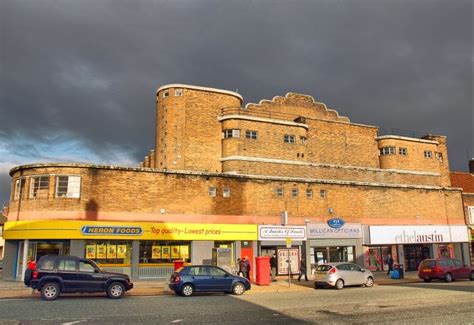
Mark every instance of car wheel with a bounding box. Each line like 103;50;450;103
41;282;60;301
470;272;474;281
365;276;374;287
232;282;246;295
444;273;453;283
181;284;194;297
424;278;432;283
107;282;125;299
335;279;344;290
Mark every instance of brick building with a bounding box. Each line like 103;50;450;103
2;84;470;281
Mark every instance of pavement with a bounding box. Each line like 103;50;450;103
0;271;421;299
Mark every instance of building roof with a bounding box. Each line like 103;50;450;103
450;172;474;193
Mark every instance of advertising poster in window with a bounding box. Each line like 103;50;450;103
152;246;161;259
116;245;127;259
162;246;171;259
86;244;96;259
180;245;189;259
171;246;180;259
107;244;117;259
277;248;300;275
96;244;107;259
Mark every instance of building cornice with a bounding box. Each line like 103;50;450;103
220;156;441;176
376;135;439;145
156;83;243;103
218;115;309;130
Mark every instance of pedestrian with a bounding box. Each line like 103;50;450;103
385;254;394;275
270;254;277;282
239;257;248;279
244;256;251;281
236;258;243;276
298;259;308;281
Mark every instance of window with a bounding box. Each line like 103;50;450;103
209;267;226;276
79;261;96;273
320;189;327;199
380;147;395;155
13;178;25;200
58;259;76;272
29;176;49;199
399;148;407;156
291;188;298;198
56;176;81;198
37;257;55;271
208;186;216;197
175;88;183;96
163;89;169;98
468;207;474;224
306;189;313;199
424;150;432;158
275;188;283;197
223;187;230;198
223;129;240;139
300;137;307;145
452;259;462;267
284;134;296;144
245;130;258;139
437;152;444;163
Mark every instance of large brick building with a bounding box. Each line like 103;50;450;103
2;84;470;281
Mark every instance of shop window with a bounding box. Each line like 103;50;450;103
175;88;183;96
56;176;81;198
284;134;295;144
29;175;49;199
424;150;432;158
380;147;395;155
139;241;191;264
85;240;132;265
208;186;216;197
223;187;231;198
223;129;240;139
275;188;283;197
306;189;313;199
291;188;298;198
399;148;407;156
13;178;25;200
245;130;258;139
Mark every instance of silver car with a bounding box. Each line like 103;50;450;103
314;262;374;289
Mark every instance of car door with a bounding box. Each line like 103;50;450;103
56;258;78;292
208;266;233;291
336;264;351;285
76;260;105;292
452;259;468;278
348;263;366;285
188;266;212;292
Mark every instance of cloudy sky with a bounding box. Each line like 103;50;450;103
0;0;472;206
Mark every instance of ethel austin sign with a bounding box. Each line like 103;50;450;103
369;225;469;245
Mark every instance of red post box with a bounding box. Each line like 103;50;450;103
255;256;271;286
173;260;184;271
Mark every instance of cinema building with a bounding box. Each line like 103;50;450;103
2;83;470;281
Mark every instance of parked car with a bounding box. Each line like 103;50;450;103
314;262;374;290
169;265;251;297
418;258;474;283
24;255;133;301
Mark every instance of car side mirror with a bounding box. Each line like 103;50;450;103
360;269;366;272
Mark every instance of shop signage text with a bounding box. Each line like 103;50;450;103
258;225;306;241
369;225;469;245
394;230;443;244
327;218;345;229
307;223;362;239
81;226;143;236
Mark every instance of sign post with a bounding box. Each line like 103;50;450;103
286;237;292;287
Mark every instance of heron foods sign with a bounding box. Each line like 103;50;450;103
369;225;469;245
3;220;257;241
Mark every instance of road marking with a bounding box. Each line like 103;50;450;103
170;319;183;323
61;320;87;325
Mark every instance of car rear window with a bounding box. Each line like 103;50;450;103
37;258;55;271
420;260;436;268
316;265;332;272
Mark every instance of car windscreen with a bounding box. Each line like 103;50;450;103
316;265;332;272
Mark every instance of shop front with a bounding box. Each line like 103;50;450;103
367;225;470;271
258;225;306;275
306;220;363;274
2;220;257;281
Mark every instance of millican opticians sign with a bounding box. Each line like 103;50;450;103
369;225;469;245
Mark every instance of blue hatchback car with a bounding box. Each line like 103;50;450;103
169;265;251;297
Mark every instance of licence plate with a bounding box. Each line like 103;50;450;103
423;269;432;272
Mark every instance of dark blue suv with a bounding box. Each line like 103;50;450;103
169;265;251;297
25;255;133;300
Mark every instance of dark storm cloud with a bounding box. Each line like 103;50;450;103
0;0;472;205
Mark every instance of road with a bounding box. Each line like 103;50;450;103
0;281;472;324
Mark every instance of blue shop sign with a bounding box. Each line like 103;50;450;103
81;226;143;236
327;218;345;229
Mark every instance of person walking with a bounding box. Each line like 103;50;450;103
298;259;308;281
239;257;248;279
236;258;243;276
270;254;277;282
385;254;394;275
244;256;251;281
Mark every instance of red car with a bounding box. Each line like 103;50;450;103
418;258;474;283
